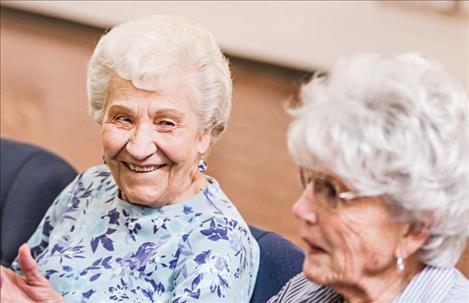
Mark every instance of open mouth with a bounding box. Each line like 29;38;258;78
124;162;168;173
302;237;327;254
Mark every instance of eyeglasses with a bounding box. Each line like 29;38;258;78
299;168;367;209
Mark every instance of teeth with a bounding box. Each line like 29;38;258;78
127;163;158;172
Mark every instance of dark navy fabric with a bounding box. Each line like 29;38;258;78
0;138;77;266
249;225;305;303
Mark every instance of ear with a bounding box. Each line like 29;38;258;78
395;221;431;259
196;129;211;155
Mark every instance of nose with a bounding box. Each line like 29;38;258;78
125;123;157;160
292;185;319;224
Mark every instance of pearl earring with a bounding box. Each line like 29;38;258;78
397;256;405;272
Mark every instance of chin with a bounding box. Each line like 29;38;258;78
128;197;158;207
122;188;165;207
303;257;327;284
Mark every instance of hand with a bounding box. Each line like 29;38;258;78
0;244;64;303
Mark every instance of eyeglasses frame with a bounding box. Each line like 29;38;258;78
299;168;367;204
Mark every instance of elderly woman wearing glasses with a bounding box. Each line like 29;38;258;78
0;15;259;303
268;53;469;302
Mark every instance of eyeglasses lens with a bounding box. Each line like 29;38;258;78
300;169;343;209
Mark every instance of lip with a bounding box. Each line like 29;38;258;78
301;236;328;255
122;162;169;173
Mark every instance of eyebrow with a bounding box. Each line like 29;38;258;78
106;104;132;114
154;108;185;120
315;171;350;192
106;104;185;119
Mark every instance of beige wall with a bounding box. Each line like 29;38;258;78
3;1;468;88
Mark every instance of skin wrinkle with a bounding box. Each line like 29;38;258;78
101;74;210;207
295;173;426;303
330;207;379;283
331;209;396;302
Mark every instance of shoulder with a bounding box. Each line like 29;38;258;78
267;272;338;303
79;165;113;182
194;178;254;244
53;165;116;209
443;268;469;302
170;180;261;300
180;178;260;267
397;266;469;303
69;165;115;193
198;177;243;220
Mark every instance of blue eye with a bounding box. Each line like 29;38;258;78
156;120;176;132
116;115;132;123
158;120;175;127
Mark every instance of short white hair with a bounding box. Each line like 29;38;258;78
87;15;232;144
288;53;469;267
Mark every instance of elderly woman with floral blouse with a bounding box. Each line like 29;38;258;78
269;53;469;302
1;15;259;302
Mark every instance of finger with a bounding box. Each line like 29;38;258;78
18;244;48;287
0;266;33;303
1;266;8;287
1;266;21;284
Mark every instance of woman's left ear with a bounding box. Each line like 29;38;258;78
396;221;431;259
197;130;211;155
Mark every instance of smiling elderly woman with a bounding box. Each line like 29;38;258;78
268;54;469;302
0;15;259;302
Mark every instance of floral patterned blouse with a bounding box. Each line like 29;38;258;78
12;165;260;303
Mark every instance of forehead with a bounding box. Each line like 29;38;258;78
106;74;197;112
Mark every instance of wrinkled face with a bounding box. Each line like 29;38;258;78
292;172;405;288
100;75;210;207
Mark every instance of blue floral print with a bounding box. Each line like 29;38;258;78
12;165;259;302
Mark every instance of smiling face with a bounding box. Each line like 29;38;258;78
292;172;408;288
100;74;211;207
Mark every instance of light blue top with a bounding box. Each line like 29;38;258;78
12;165;260;303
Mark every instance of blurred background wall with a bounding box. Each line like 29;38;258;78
1;0;468;275
3;0;469;87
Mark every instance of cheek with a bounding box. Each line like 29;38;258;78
327;212;397;277
160;134;199;165
101;126;128;157
325;214;377;274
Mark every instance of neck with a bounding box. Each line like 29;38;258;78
179;171;210;199
335;260;424;303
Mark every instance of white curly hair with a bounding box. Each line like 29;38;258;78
87;15;232;144
288;53;469;267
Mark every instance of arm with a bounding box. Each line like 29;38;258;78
171;216;258;303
